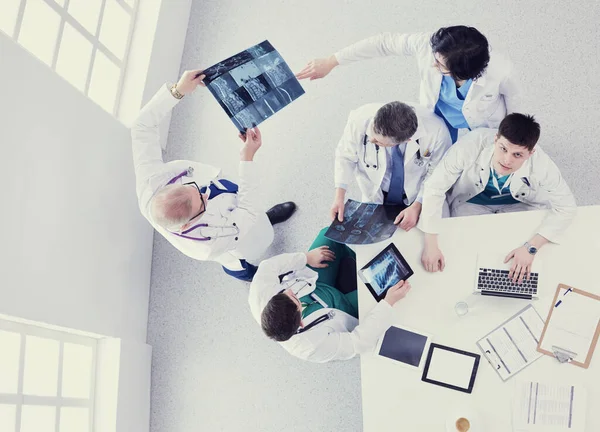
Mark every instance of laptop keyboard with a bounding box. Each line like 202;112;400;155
478;268;538;296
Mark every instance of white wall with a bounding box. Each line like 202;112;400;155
0;28;153;431
0;31;153;342
120;0;194;149
0;0;192;429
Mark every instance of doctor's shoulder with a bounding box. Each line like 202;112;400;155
350;103;386;123
525;145;555;176
484;49;514;79
455;128;495;152
279;323;328;358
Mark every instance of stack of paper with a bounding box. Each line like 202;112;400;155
512;381;587;431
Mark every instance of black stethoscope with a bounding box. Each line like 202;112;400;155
362;135;422;170
362;135;380;169
297;311;336;334
277;271;335;334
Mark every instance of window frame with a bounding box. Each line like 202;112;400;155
5;0;139;115
0;319;98;432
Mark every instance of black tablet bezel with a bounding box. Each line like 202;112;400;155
359;243;414;302
421;343;481;394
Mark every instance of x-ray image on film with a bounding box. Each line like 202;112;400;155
202;40;305;132
359;243;414;301
324;199;403;245
362;249;409;296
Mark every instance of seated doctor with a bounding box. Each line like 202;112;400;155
248;227;411;363
419;113;576;282
332;102;451;231
131;70;296;282
297;26;522;143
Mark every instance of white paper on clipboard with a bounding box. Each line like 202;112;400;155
538;286;600;364
476;305;545;381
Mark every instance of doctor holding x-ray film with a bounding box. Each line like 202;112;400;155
131;70;296;281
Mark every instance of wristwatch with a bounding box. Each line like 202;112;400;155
524;241;538;255
170;84;184;100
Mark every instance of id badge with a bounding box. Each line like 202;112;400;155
310;293;329;308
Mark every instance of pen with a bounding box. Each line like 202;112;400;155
554;287;572;307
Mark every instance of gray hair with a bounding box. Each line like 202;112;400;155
373;102;418;143
150;184;194;230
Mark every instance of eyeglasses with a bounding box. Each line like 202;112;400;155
183;182;206;222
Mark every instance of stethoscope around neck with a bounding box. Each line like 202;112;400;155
363;135;380;169
276;272;335;334
362;135;422;170
297;311;335;334
164;168;240;242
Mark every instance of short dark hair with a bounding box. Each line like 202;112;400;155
430;26;490;81
261;293;301;342
373;102;418;144
498;113;541;151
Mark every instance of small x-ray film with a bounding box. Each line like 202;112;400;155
358;243;414;301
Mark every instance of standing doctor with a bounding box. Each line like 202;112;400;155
131;70;296;281
333;101;451;231
297;26;522;143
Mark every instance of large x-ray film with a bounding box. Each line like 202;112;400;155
325;199;403;245
202;40;305;132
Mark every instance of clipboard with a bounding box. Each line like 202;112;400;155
476;304;545;381
537;284;600;368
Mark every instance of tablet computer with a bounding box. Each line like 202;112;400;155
375;325;431;370
358;243;414;302
421;344;480;394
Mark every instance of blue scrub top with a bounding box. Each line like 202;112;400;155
434;76;473;143
468;169;520;206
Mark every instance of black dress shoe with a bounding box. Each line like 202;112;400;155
267;202;297;225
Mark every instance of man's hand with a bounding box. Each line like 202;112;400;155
175;69;205;95
306;246;336;268
421;235;445;272
383;280;412;306
330;189;346;222
330;198;345;222
295;55;339;80
504;246;535;284
394;202;422;232
239;127;262;161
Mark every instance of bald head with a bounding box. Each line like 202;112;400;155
150;184;195;230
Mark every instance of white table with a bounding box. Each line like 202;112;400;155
357;206;600;432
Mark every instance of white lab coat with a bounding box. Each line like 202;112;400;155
248;252;395;363
419;129;577;243
335;103;452;204
131;84;273;269
335;32;522;129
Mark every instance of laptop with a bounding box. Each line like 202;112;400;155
474;252;543;300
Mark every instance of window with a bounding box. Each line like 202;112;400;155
0;319;97;432
0;0;138;115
